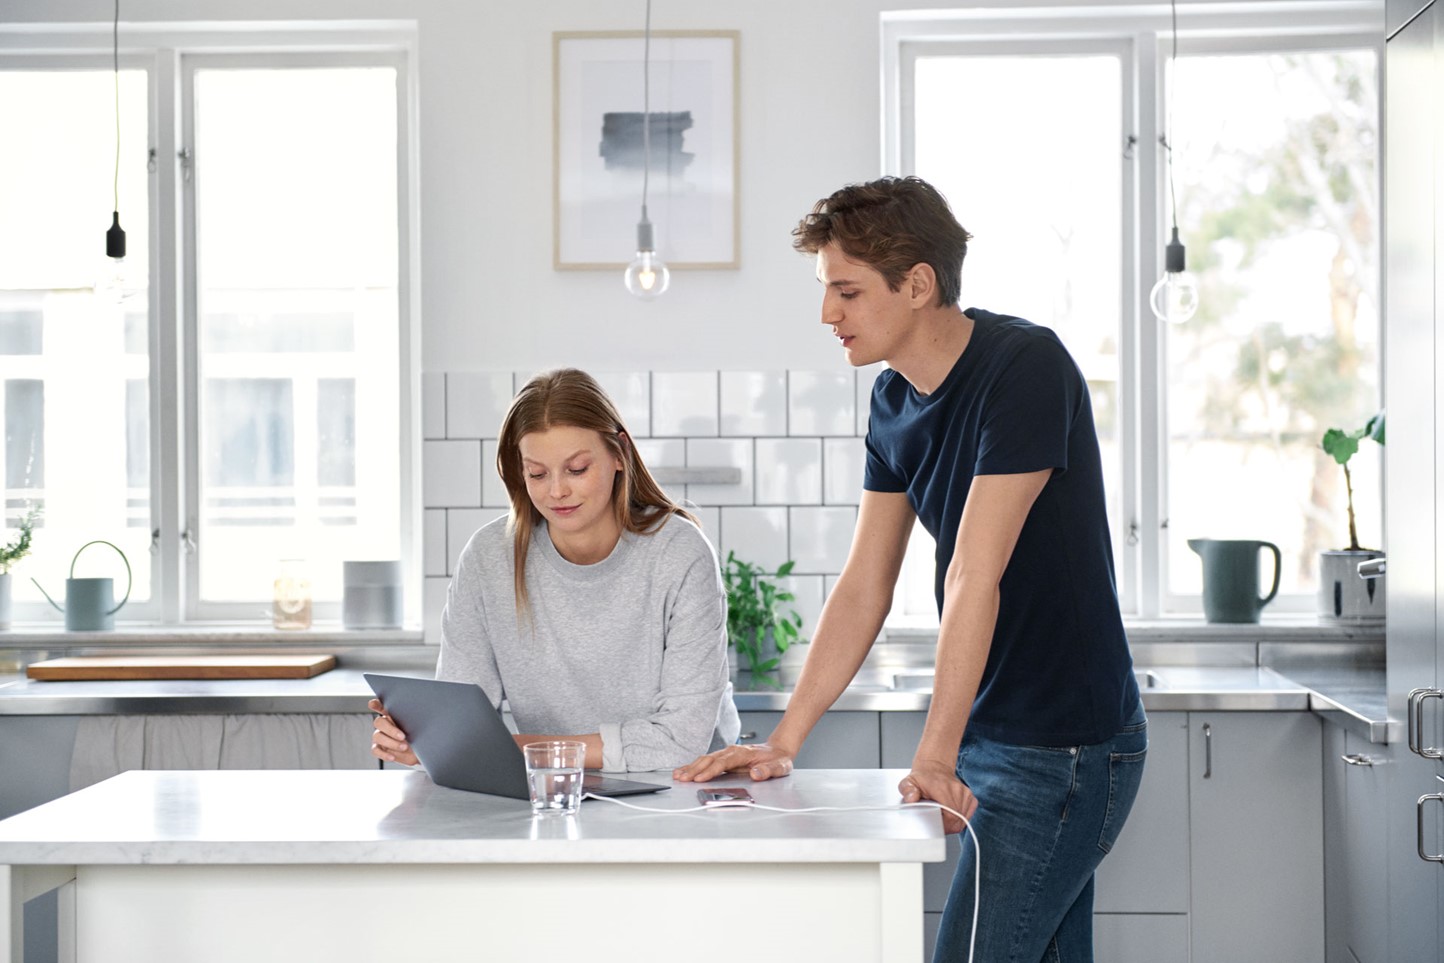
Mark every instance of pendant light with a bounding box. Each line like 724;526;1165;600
97;0;130;302
1149;0;1199;325
622;0;670;299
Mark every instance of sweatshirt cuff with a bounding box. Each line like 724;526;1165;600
598;722;626;772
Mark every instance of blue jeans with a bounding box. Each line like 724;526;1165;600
933;704;1148;963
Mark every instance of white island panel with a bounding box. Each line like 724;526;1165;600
1;768;943;963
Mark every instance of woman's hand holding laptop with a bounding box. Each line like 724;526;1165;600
369;697;419;766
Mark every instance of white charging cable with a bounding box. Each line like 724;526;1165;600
582;792;980;963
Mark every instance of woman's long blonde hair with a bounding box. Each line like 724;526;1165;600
496;368;695;615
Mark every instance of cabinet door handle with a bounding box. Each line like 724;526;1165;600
1341;753;1377;767
737;731;758;743
1409;689;1444;759
1202;722;1212;779
1417;793;1444;863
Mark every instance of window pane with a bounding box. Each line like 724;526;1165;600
0;69;153;607
1166;50;1381;602
900;51;1125;622
194;66;401;604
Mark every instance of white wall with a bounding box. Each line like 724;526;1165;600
0;0;914;372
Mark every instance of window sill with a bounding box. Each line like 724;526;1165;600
0;623;426;646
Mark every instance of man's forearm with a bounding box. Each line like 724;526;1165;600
769;570;891;752
913;574;998;769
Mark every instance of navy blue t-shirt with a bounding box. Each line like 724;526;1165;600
864;308;1139;747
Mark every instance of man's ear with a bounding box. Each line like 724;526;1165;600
907;263;938;308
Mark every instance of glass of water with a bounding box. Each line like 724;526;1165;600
523;741;586;815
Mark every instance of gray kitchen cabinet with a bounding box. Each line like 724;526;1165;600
1093;711;1189;914
1093;913;1189;963
1324;725;1390;963
1188;711;1324;963
0;715;81;820
737;710;879;768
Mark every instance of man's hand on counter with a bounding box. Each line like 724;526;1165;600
899;761;977;835
673;742;796;783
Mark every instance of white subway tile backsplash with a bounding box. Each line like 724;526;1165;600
790;506;856;574
423;440;482;508
789;371;855;437
855;364;885;436
687;438;754;506
756;438;821;506
824;437;865;505
424;576;451;644
481;440;508;508
594;371;652;437
446;508;509;575
424;509;448;577
720;507;789;572
446;372;514;439
634;438;687;503
778;574;825;641
720;371;787;436
423;372;446;439
652;372;719;437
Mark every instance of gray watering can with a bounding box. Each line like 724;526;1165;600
1187;538;1281;624
32;540;133;631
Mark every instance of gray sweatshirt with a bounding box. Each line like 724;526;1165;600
436;513;741;772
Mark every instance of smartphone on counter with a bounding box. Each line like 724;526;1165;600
697;787;755;807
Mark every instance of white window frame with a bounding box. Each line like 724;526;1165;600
883;2;1382;619
0;22;422;627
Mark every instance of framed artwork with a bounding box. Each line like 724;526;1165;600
553;30;739;270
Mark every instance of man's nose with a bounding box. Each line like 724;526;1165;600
821;296;841;325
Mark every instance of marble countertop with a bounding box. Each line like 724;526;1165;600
0;768;944;866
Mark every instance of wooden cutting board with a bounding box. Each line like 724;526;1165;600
26;655;337;681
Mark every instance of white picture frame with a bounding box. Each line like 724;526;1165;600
553;30;739;270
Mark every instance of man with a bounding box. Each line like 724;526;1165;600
676;176;1146;962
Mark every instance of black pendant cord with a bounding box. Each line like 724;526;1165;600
105;0;126;261
113;0;120;215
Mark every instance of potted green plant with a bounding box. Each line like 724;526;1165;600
0;506;40;631
1319;412;1385;621
722;551;805;687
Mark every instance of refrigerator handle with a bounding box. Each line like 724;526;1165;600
1417;793;1444;863
1408;688;1444;760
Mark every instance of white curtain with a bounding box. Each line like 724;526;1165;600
70;714;377;792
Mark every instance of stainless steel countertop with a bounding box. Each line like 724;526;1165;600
0;664;1388;742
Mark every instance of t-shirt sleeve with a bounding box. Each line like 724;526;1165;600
863;428;907;492
974;337;1082;476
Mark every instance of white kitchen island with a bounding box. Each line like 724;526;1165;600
0;768;944;963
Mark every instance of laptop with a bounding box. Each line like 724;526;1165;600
363;673;669;800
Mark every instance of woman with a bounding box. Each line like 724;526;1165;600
371;368;739;771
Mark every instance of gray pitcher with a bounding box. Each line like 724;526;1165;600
1187;538;1282;624
32;540;133;631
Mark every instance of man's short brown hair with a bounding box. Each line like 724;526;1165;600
792;176;972;308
